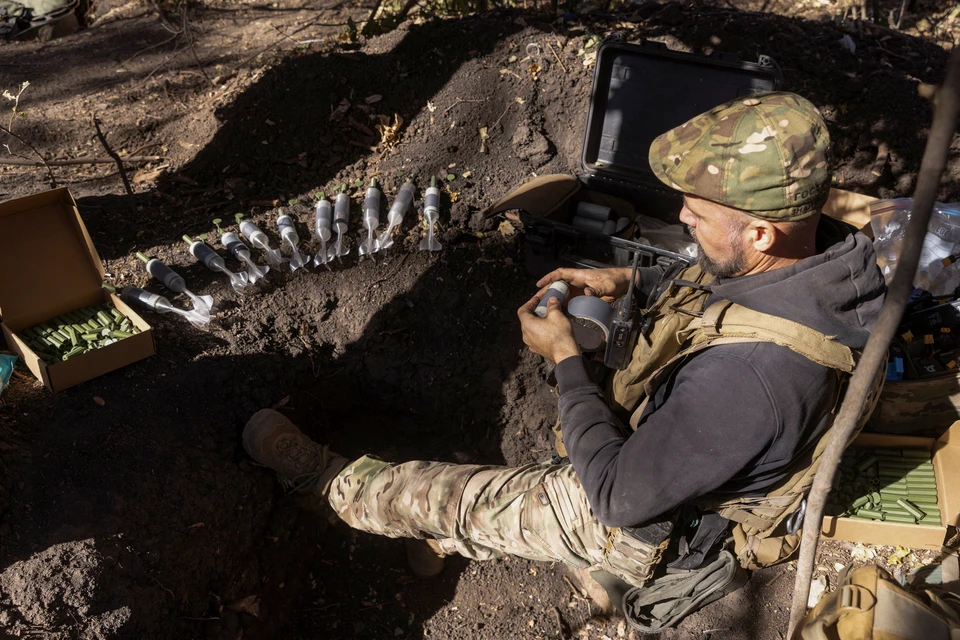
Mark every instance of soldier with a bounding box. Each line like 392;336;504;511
242;92;885;622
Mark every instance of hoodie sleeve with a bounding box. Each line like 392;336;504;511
554;350;781;527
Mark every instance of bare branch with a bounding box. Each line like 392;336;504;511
0;122;57;187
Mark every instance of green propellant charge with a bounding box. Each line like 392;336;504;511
17;303;141;364
827;447;941;526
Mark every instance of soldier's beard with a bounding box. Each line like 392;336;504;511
689;227;747;279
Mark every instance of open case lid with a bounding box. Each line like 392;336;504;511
582;35;783;187
0;188;105;328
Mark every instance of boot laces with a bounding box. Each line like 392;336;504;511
276;437;331;493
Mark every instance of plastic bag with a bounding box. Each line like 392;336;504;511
635;214;697;257
869;198;960;295
0;354;16;397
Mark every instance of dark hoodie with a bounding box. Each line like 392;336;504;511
554;216;886;528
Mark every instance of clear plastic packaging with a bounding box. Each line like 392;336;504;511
870;198;960;295
0;354;16;397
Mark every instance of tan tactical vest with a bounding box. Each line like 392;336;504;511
558;264;884;574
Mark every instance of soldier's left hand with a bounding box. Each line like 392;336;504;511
517;295;581;365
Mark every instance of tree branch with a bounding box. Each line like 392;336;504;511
0;123;57;187
92;116;134;197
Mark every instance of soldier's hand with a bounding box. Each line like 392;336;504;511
535;267;633;303
517;294;580;365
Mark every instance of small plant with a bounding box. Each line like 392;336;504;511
287;198;297;206
234;213;245;225
198;233;209;242
446;173;456;181
212;218;223;233
2;80;29;131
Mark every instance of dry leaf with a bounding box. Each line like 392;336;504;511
447;189;459;203
426;101;436;112
364;94;382;104
272;395;291;409
228;595;260;618
514;96;526;105
529;62;542;81
93;396;105;406
329;98;351;122
133;166;166;186
888;545;912;566
373;113;404;148
499;220;517;236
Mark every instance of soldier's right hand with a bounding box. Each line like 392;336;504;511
535;267;634;303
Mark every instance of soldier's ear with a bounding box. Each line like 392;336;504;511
748;220;777;253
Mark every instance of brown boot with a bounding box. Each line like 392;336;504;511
243;409;347;495
566;567;616;615
404;539;446;579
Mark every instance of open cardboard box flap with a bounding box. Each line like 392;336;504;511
821;421;960;549
0;187;154;392
0;188;105;328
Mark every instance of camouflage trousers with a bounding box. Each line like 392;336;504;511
327;456;668;587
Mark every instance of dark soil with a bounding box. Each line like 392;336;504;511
0;1;957;639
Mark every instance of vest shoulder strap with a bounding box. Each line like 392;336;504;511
682;300;857;373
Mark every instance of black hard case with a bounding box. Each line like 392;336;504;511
488;34;783;276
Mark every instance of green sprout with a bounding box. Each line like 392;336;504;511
317;191;326;200
446;173;456;182
287;198;297;206
234;213;245;225
198;233;209;242
355;179;364;188
212;218;223;233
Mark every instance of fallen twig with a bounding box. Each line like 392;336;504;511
142;45;188;85
0;123;57;186
181;4;215;88
0;155;162;167
233;12;328;70
119;32;179;69
92;116;134;197
348;115;377;137
547;41;568;73
148;0;180;34
490;99;518;132
443;97;487;114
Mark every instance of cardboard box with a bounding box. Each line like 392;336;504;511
823;188;877;237
820;421;960;550
0;188;155;392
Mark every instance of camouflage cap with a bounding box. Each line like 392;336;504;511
648;92;831;221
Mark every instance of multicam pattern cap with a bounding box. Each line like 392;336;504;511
648;92;831;221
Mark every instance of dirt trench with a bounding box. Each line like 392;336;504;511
0;3;956;639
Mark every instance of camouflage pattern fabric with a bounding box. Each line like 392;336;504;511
328;456;666;587
648;92;831;221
